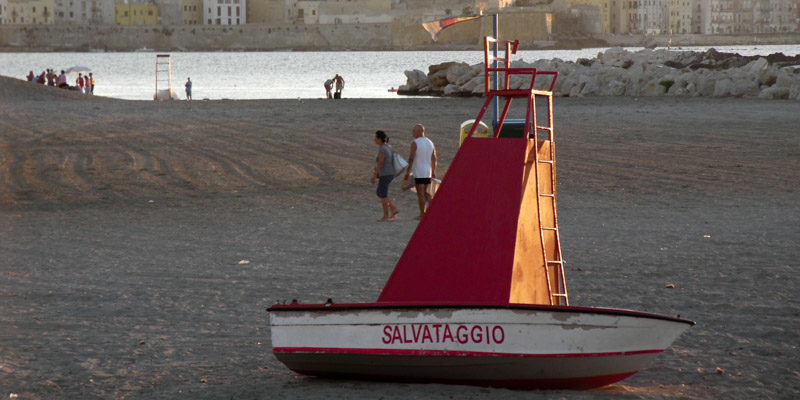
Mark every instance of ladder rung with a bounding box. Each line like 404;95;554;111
546;260;563;264
538;160;554;164
540;193;555;197
536;126;552;131
542;227;557;231
552;294;568;297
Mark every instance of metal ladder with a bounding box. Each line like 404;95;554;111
467;36;569;306
528;88;569;306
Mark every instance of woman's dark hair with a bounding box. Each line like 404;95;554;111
375;130;389;143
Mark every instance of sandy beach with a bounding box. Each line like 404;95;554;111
1;76;798;399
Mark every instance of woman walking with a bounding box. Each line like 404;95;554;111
371;130;399;221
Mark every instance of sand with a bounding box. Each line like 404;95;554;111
1;76;798;399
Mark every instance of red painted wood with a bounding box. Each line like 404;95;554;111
272;347;664;358
378;138;528;304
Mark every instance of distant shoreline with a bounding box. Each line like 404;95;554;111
1;22;798;52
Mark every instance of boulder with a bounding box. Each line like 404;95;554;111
712;78;733;97
428;62;461;75
445;62;474;86
403;69;430;91
758;85;790;99
460;75;484;93
428;69;450;88
443;84;462;96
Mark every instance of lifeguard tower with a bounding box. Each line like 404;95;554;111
154;54;175;101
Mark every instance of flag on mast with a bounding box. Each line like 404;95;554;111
422;15;482;41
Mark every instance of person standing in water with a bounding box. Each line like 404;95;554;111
371;130;399;221
185;77;192;101
334;74;345;98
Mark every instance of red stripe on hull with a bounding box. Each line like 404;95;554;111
273;346;663;358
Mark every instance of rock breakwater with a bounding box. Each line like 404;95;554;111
398;48;800;100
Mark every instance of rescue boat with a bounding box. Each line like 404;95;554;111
268;36;694;390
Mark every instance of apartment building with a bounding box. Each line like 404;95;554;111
246;0;283;23
181;0;201;23
668;0;694;34
52;0;114;24
115;0;159;25
203;0;246;25
0;0;56;24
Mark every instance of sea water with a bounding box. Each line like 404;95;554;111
2;45;798;100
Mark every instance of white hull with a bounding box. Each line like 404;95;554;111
269;304;693;389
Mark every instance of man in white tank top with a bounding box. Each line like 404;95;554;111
404;124;437;220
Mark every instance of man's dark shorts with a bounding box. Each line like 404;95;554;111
415;177;432;185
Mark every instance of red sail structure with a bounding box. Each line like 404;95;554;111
379;37;567;306
422;15;482;41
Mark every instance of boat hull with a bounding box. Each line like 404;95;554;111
268;304;693;389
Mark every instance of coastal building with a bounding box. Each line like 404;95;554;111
619;0;641;34
159;0;181;24
115;0;159;25
202;0;246;25
53;0;116;24
640;0;668;33
557;0;641;34
1;0;56;24
400;0;485;17
182;0;202;24
668;0;694;34
767;0;799;32
286;0;319;23
317;0;393;24
246;0;284;23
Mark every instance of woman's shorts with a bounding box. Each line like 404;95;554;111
415;177;432;185
376;175;394;198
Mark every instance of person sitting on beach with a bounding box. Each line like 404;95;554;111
324;78;333;99
371;130;399;222
57;71;68;88
37;71;46;84
27;71;34;82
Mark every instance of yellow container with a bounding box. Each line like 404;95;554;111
459;119;490;146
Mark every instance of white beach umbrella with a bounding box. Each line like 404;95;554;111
66;66;91;75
